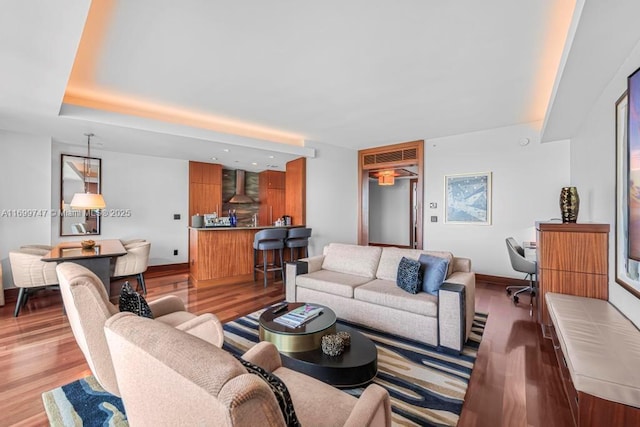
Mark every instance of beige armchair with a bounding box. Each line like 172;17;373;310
56;262;224;397
9;247;59;317
105;312;392;427
119;238;146;248
111;241;150;294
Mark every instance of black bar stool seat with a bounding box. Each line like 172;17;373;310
253;229;288;288
285;227;312;261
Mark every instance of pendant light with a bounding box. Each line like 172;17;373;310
378;170;395;186
70;133;106;210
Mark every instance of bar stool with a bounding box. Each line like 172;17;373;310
285;227;312;261
253;229;288;288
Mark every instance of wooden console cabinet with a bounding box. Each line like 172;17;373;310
537;222;610;328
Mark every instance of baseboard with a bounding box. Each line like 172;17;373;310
3;287;18;303
476;273;529;287
369;242;413;249
145;263;189;278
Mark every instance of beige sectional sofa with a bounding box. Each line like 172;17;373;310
285;243;475;353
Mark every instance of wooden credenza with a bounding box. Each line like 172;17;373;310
537;222;610;328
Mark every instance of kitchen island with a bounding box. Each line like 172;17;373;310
189;225;303;288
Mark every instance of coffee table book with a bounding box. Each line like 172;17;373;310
274;304;323;328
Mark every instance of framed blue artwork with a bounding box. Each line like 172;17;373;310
444;172;492;225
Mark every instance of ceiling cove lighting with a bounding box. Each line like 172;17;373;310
378;171;395;186
70;133;106;210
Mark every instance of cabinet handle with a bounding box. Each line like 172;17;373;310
270;206;273;224
562;356;567;367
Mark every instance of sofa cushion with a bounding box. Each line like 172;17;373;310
376;247;454;281
419;254;449;295
296;270;372;298
322;243;382;279
354;279;438;317
396;257;422;294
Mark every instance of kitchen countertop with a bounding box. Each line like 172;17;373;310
189;225;302;231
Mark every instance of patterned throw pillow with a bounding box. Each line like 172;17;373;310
119;281;153;319
396;256;423;294
236;357;301;427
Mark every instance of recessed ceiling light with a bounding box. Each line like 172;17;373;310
223;148;230;152
211;157;217;161
251;162;258;166
268;155;275;159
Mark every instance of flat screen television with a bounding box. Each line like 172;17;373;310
627;67;640;261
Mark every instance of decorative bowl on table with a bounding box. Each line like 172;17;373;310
81;240;96;249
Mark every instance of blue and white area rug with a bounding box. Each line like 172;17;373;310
42;309;487;427
224;309;488;427
42;375;127;426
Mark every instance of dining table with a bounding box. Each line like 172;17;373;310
42;239;127;297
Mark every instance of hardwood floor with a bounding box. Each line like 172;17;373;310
0;276;572;427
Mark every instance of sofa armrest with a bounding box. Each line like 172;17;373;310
442;269;475;345
438;282;467;353
452;257;471;273
343;384;392;427
147;295;186;316
300;255;324;273
242;341;283;373
174;313;224;347
285;255;325;302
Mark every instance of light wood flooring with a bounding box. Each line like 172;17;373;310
0;275;572;427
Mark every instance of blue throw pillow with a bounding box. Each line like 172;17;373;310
419;254;450;295
396;257;423;294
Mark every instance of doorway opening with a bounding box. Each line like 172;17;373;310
358;140;424;249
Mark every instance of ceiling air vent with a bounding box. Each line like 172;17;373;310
362;147;418;167
403;148;417;160
363;154;376;165
376;150;403;164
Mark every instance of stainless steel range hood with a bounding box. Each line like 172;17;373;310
229;169;254;203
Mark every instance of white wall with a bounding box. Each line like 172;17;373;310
369;178;410;246
424;122;570;278
569;40;640;327
305;141;358;255
0;130;53;289
51;142;189;265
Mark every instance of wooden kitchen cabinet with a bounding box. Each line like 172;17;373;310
189;162;222;218
285;157;306;225
259;170;285;225
261;170;285;189
537;222;610;328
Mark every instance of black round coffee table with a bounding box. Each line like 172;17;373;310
259;303;378;388
280;324;378;388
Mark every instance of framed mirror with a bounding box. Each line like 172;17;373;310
60;154;102;236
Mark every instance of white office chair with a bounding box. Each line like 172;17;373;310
505;237;537;305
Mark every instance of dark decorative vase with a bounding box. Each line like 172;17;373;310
559;187;580;223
